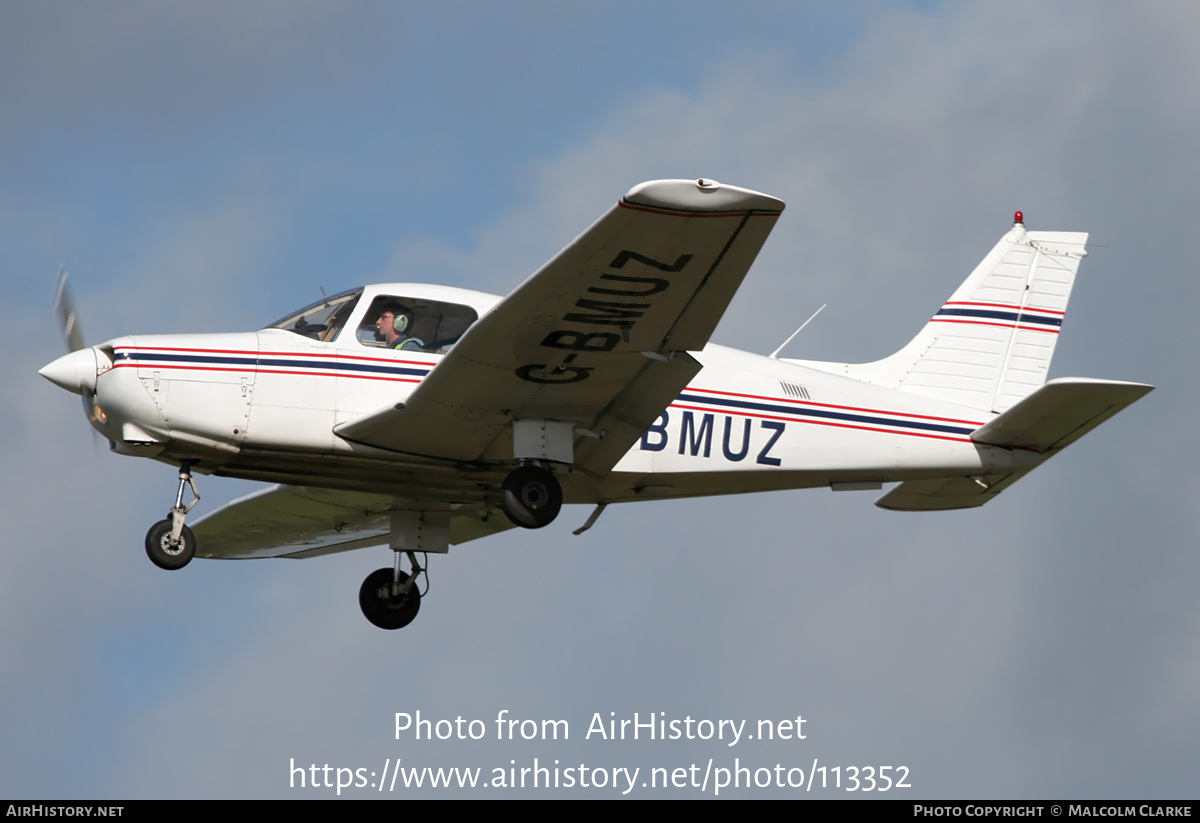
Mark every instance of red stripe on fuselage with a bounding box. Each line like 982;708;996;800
684;386;984;426
108;362;422;383
669;402;973;443
113;345;436;368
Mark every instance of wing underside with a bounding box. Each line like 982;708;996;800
192;485;514;559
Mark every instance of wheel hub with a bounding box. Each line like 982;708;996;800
375;585;412;609
520;481;550;510
499;465;563;529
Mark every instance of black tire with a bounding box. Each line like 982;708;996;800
359;567;421;630
145;519;196;570
499;465;562;529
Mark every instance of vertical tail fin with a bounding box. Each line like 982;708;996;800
797;218;1088;413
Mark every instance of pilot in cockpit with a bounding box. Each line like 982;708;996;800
374;302;426;351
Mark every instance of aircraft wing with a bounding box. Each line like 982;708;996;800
192;485;514;559
335;179;784;476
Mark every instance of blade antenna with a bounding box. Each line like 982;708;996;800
769;304;826;359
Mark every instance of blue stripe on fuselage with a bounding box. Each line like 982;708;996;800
676;392;977;436
114;350;431;378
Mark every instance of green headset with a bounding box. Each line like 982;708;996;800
378;304;413;335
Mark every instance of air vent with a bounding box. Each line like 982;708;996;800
780;381;810;400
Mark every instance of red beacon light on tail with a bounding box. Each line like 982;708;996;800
1014;211;1024;224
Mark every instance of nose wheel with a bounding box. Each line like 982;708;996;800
145;519;196;570
145;461;200;570
499;465;562;529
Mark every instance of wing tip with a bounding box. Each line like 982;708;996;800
623;179;785;215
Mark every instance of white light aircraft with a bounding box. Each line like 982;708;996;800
40;179;1152;629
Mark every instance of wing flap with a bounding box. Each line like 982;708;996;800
571;352;703;475
192;485;513;559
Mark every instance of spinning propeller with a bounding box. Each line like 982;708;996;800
53;266;85;353
41;268;105;438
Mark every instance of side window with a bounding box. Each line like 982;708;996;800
356;296;479;353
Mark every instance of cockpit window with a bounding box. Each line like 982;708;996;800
266;288;363;342
356;295;479;353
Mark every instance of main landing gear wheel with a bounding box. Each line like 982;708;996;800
145;520;196;570
360;568;421;630
500;465;562;529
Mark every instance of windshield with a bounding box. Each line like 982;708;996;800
266;288;363;342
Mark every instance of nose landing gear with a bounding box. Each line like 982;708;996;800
145;460;200;570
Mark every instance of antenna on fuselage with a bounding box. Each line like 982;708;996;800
768;304;826;359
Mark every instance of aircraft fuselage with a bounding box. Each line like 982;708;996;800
72;305;1033;508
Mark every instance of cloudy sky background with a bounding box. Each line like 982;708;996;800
3;1;1197;798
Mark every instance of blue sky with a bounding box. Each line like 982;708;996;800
4;1;1199;798
5;3;881;306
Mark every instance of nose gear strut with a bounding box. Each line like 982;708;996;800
144;460;200;570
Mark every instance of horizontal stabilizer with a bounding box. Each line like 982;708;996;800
970;377;1153;453
876;377;1152;511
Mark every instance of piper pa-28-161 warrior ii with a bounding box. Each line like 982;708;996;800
40;179;1152;629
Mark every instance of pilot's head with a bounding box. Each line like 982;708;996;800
375;303;413;343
